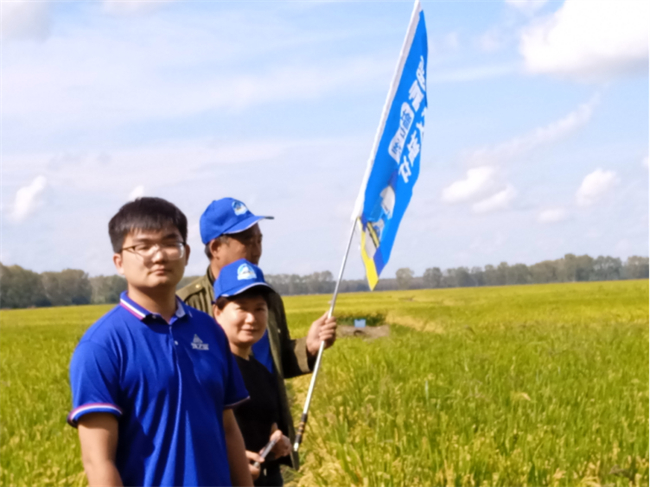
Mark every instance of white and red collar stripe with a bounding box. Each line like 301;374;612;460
120;297;147;319
119;293;190;321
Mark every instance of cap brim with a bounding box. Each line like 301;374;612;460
219;281;272;298
225;215;274;235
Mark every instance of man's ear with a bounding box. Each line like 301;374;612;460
184;244;191;267
209;238;222;260
113;253;125;276
212;303;221;321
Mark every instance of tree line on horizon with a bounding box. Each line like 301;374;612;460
0;253;648;309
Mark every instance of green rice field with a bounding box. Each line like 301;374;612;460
1;280;648;486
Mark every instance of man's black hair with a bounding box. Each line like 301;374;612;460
108;197;188;253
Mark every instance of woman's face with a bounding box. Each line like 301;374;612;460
214;295;268;348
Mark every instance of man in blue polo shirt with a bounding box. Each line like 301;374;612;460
68;197;253;487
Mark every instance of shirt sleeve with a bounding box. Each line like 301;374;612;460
67;341;123;427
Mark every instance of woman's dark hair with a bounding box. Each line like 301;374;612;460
215;286;271;310
108;197;188;252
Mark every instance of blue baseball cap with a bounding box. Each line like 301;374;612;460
213;259;272;299
200;198;273;244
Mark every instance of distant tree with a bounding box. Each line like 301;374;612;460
559;253;576;282
0;263;50;308
446;267;474;287
592;256;622;281
395;268;414;290
304;271;335;294
265;274;287;294
90;275;127;304
483;264;498;286
42;269;92;306
560;254;594;282
339;279;370;293
441;269;453;288
287;274;305;295
423;267;443;288
470;266;485;286
496;262;509;286
624;256;649;279
576;255;594;281
529;260;558;284
506;263;531;285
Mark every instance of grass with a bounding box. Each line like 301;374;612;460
1;281;648;486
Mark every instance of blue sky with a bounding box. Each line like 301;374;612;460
2;0;648;280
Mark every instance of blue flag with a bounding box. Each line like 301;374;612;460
354;0;427;290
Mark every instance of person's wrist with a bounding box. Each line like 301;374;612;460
306;340;316;357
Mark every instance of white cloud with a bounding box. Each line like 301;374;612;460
538;207;568;223
2;135;364;203
442;166;496;204
10;175;47;222
0;0;51;41
3;28;392;136
128;185;145;201
576;169;617;207
520;0;649;81
102;0;176;15
505;0;548;15
465;95;598;166
643;155;648;168
472;185;517;213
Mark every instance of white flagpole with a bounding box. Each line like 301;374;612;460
293;0;423;454
293;218;357;452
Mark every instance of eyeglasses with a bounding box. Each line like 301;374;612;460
121;241;186;261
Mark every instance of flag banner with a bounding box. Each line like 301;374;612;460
354;0;428;290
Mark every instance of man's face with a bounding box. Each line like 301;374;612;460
113;227;189;292
216;224;263;267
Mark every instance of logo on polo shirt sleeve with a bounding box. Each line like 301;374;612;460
191;334;209;351
237;263;256;280
232;201;248;216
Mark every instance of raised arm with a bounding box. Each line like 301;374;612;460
77;413;122;487
268;293;337;378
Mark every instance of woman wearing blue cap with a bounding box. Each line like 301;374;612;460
213;258;292;486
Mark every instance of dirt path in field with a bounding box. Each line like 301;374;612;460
385;311;444;333
336;324;390;339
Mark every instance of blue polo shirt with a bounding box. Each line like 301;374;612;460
251;331;273;373
68;292;249;487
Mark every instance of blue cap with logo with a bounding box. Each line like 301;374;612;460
200;198;274;244
213;259;272;299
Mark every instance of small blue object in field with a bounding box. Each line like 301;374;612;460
354;319;366;328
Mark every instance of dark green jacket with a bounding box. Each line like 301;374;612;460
177;267;312;469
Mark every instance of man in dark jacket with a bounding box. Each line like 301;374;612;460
177;197;337;470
